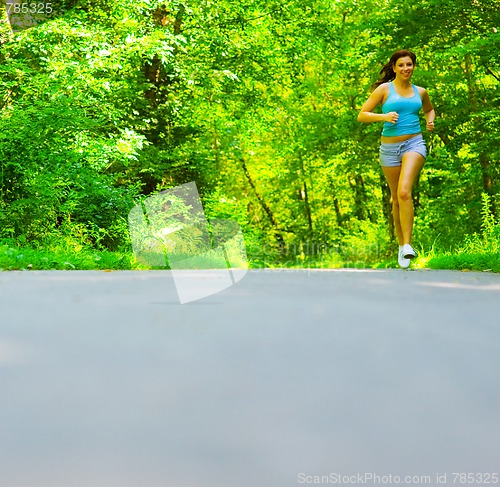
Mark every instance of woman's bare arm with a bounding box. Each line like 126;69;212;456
358;84;397;124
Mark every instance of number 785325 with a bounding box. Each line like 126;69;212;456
6;3;53;15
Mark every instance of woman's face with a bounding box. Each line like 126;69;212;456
393;56;414;80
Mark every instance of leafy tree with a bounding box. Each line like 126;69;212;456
0;0;498;260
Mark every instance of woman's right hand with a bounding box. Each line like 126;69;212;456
385;111;399;124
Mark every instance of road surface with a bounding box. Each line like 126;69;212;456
1;269;500;487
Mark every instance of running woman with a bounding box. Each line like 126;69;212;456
358;50;435;269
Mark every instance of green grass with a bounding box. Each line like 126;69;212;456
2;236;499;273
373;246;500;273
0;241;143;271
375;194;500;273
426;252;500;273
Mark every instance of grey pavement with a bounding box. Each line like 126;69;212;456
1;269;500;487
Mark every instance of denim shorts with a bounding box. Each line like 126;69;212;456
379;134;427;167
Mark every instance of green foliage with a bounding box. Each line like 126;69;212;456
0;238;141;270
427;253;500;273
426;192;500;272
0;98;139;247
0;0;499;268
461;192;500;254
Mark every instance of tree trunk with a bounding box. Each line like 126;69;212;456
298;154;314;239
144;5;185;107
350;174;369;221
0;1;13;44
302;181;313;238
464;54;494;204
240;158;285;247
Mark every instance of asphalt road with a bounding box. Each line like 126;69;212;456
1;269;500;487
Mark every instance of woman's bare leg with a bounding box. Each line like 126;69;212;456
398;152;425;244
382;165;404;246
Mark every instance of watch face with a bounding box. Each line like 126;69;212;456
5;1;71;32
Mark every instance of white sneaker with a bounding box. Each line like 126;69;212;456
403;243;417;259
398;248;411;269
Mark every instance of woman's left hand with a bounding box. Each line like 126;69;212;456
426;121;435;132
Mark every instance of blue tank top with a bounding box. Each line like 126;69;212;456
382;82;422;137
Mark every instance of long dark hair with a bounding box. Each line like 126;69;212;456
371;50;417;90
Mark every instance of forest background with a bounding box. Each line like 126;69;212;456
0;0;499;271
